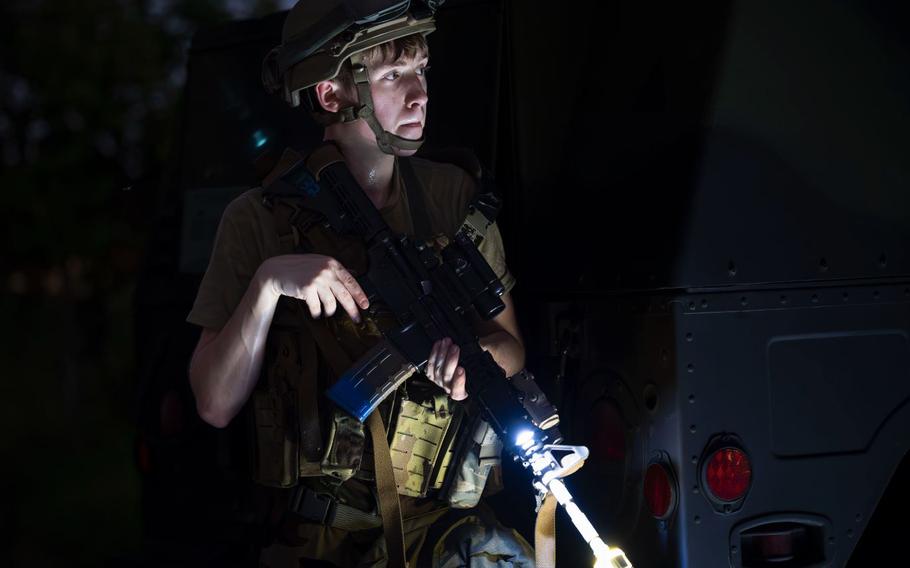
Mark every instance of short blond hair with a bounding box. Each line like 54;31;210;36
325;33;429;99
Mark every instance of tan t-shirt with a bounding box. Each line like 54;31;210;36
187;152;515;331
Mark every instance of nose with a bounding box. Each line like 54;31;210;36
405;74;428;109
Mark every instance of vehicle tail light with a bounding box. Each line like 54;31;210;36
644;461;677;519
704;447;751;502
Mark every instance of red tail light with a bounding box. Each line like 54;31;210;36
704;447;751;502
644;462;677;519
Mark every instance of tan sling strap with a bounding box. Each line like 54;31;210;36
535;493;557;568
535;454;587;568
367;410;408;568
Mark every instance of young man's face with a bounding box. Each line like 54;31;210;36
363;52;430;150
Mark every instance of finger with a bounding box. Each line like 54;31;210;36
441;343;460;389
316;287;336;318
431;338;452;385
303;291;321;319
330;281;361;323
427;339;444;382
450;367;468;401
333;265;370;309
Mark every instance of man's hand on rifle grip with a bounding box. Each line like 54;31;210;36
426;337;468;401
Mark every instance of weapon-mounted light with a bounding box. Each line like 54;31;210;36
515;429;536;450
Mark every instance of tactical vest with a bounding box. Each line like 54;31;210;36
250;151;502;508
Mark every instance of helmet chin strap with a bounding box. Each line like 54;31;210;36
319;52;425;155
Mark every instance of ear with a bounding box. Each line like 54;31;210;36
314;80;352;113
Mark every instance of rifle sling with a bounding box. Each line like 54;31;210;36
535;493;557;568
368;410;408;568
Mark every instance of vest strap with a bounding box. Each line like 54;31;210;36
287;484;382;531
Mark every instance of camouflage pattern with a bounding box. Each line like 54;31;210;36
320;409;367;483
432;514;536;568
445;416;503;508
389;391;460;497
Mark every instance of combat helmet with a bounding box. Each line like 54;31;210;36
262;0;443;154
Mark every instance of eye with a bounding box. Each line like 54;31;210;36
417;65;431;77
383;70;401;81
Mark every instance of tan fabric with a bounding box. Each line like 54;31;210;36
367;410;406;568
187;153;515;332
534;493;557;568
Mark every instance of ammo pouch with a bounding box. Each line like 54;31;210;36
388;382;461;498
444;414;504;508
387;379;503;507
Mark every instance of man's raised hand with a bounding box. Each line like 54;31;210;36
258;254;369;322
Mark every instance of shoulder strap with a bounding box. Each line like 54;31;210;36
398;156;433;241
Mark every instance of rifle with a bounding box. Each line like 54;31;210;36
267;143;632;568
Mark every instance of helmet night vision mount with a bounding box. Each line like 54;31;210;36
262;0;444;155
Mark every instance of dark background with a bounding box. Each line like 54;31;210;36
2;0;909;566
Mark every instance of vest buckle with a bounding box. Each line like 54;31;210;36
288;486;335;525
